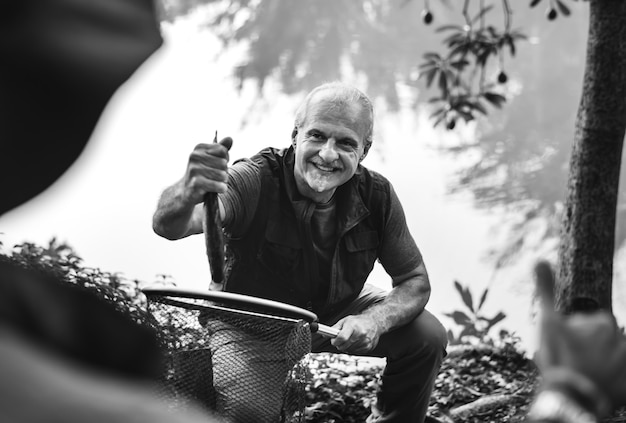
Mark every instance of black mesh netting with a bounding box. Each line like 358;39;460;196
146;294;313;423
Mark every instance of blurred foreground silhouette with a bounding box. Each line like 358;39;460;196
0;1;219;421
526;261;626;423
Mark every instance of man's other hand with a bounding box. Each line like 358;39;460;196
330;314;382;354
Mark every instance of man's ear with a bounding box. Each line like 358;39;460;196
360;142;371;162
291;127;298;146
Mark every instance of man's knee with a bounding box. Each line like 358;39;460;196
377;310;447;360
412;310;448;353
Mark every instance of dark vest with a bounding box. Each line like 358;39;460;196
223;147;391;320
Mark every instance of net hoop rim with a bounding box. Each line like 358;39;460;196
142;286;319;322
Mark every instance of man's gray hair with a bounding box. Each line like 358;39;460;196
293;82;374;157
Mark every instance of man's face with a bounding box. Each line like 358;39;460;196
293;93;368;203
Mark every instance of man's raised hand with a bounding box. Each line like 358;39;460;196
182;137;233;205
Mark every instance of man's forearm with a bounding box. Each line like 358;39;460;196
152;183;198;240
361;273;430;334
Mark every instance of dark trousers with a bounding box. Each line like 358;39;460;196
312;284;448;423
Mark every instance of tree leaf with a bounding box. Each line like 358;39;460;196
449;44;471;59
436;24;465;33
425;68;438;87
438;72;449;98
556;0;571;16
433;112;447;127
485;25;500;39
507;38;517;57
459;325;479;339
457;110;475;122
429;106;446;118
472;100;488;115
444;311;473;326
450;59;469;70
477;288;489;311
444;33;465;47
423;51;442;60
483;92;506;108
486;311;507;329
454;280;474;312
471;5;495;24
453;280;464;296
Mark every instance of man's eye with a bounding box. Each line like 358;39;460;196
340;140;357;149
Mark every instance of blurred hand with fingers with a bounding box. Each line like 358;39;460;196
528;260;626;423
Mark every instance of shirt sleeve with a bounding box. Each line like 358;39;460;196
377;184;424;279
220;158;262;238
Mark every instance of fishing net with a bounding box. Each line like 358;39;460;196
146;292;313;423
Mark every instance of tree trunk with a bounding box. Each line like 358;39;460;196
556;0;626;314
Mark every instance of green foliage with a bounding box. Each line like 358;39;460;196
2;238;151;324
444;280;510;347
430;346;538;422
303;345;538;423
305;354;379;422
0;237;212;356
419;2;526;129
415;0;580;131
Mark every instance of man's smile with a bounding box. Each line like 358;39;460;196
310;160;340;173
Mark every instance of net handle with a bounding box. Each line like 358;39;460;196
203;131;225;290
142;286;338;338
310;321;339;338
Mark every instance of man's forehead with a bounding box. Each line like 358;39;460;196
306;92;364;125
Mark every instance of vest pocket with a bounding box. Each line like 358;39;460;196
344;230;379;253
341;230;379;287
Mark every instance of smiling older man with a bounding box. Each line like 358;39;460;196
153;82;447;423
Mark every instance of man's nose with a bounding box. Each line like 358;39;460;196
318;139;339;162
